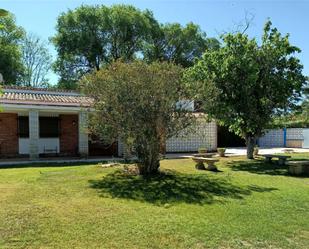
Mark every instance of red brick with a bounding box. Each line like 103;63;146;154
0;113;18;156
59;114;78;156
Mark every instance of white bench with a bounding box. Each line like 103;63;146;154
192;157;219;171
261;154;291;165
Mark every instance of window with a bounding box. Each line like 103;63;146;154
39;117;59;138
18;116;29;138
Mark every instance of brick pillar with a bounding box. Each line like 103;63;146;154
29;110;39;159
78;111;89;157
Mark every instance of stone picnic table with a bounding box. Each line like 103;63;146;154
192;156;219;171
261;154;291;165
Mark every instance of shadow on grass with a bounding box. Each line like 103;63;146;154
89;170;277;205
229;159;289;176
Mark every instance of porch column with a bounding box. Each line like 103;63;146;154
78;111;89;157
29;110;39;159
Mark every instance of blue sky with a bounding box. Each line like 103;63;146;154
2;0;309;84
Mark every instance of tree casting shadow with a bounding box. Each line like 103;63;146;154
229;159;290;176
89;170;277;205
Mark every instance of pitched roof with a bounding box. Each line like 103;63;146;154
0;86;93;107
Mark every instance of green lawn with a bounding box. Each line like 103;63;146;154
0;154;308;249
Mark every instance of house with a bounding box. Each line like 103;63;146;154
0;86;217;159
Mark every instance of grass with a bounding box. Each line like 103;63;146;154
0;154;308;249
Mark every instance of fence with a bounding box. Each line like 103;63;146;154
117;120;217;156
258;128;305;148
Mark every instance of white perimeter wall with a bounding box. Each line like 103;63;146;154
117;120;217;156
258;128;305;148
166;120;217;152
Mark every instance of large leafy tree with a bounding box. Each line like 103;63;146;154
144;22;220;67
186;21;307;159
0;8;8;18
0;12;24;84
81;61;194;175
20;33;52;87
52;4;218;89
52;4;156;89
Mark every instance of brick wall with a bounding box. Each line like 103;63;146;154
59;114;78;155
0;113;18;156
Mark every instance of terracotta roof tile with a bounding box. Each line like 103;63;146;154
0;86;93;107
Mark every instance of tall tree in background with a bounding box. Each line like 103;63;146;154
0;12;24;84
0;9;8;18
52;4;156;89
52;4;219;89
186;20;307;159
20;33;52;87
0;8;8;83
144;22;220;67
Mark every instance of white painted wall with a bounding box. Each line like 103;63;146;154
302;129;309;148
19;138;60;154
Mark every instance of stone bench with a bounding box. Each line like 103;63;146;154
192;157;219;171
287;161;309;176
261;154;291;165
192;153;216;158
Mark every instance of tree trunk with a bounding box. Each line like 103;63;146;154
135;136;161;175
138;159;160;175
245;135;256;159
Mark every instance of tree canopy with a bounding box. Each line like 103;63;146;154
186;20;308;158
144;22;220;67
81;61;194;175
0;12;24;84
52;4;156;89
52;4;218;89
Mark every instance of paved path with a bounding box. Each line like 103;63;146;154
165;147;309;159
1;148;309;166
226;147;309;156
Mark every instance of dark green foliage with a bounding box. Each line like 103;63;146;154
144;22;220;67
0;12;24;84
52;4;219;89
52;4;156;89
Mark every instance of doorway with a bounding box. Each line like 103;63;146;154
217;125;246;147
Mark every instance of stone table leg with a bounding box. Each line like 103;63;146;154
195;161;206;170
206;161;218;171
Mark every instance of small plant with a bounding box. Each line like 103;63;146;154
217;148;226;157
198;148;208;154
253;146;259;156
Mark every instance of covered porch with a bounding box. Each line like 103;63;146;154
0;107;89;159
0;86;91;160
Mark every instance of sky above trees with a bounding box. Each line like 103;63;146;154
2;0;308;84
